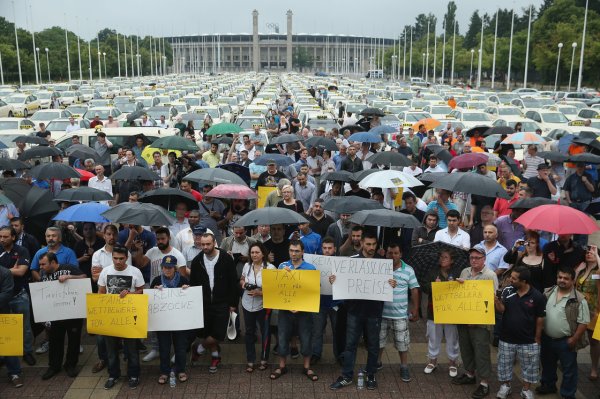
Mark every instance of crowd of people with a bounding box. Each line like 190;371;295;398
0;85;599;399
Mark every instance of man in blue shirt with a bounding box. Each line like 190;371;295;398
291;222;322;255
426;189;458;229
30;227;78;281
270;240;318;382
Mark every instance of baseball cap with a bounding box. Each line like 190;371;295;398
469;247;486;256
161;255;178;268
266;160;277;165
192;225;214;235
537;163;549;170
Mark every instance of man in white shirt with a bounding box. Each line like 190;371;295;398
142;115;153;127
158;115;169;129
88;165;113;197
104;115;120;128
65;117;80;134
173;210;214;251
403;159;423;177
433;209;470;249
169;203;190;238
424;155;446;174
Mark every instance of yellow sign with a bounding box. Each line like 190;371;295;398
394;187;404;208
0;314;23;356
431;280;495;325
262;269;320;312
257;186;277;208
86;294;149;338
593;313;600;341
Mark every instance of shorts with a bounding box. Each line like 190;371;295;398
379;317;410;352
198;304;229;342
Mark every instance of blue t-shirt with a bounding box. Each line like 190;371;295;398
382;261;420;320
426;200;458;228
31;245;79;271
278;260;316;271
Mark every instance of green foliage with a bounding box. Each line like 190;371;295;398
292;47;314;69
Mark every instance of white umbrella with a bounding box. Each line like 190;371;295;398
359;170;424;189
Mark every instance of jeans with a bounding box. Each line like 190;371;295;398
1;357;21;376
48;318;82;370
104;337;140;379
277;310;312;358
157;331;188;374
96;335;108;363
341;313;382;378
311;306;338;359
9;290;33;354
540;334;578;397
243;308;270;363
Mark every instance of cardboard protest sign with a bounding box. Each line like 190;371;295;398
303;254;333;295
330;256;393;301
262;269;320;312
144;286;204;331
0;314;23;356
431;280;495;324
86;293;149;338
30;278;92;323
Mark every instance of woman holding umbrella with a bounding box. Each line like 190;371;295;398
420;249;460;377
239;242;275;373
502;231;544;292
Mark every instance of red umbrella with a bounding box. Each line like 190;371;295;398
206;184;257;200
75;168;95;182
448;153;489;170
515;204;599;235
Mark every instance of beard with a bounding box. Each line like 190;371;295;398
157;243;168;251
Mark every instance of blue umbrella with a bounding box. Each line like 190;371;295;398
558;133;575;154
368;125;396;135
347;132;383;143
52;202;110;223
218;163;250;186
253;153;295;166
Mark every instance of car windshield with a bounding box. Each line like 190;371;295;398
410;101;429;108
36;92;53;99
559;107;577;114
31;111;62;121
84;110;110;119
497;94;518;102
0;135;20;147
499;108;522;116
67;106;87;114
195;109;220;118
46;121;71;131
462;113;491;121
522;99;542;108
139;98;154;107
0;121;20;130
404;113;431;122
542;113;569;123
237;118;265;129
521;121;541;131
146;110;168;119
430;106;452;114
185;98;202;106
5;96;26;104
385;106;409;114
62;91;76;97
116;103;138;113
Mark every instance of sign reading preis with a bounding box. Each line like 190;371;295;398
86;293;149;338
330;256;393;301
431;280;495;325
262;269;320;312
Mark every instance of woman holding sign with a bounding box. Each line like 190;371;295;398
150;256;190;384
239;242;275;372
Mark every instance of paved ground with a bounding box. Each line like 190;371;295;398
0;317;598;399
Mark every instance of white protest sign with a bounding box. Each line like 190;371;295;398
303;254;333;295
143;286;204;331
29;278;92;322
330;256;393;301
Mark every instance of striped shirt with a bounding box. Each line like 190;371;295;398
382;261;420;320
523;154;545;179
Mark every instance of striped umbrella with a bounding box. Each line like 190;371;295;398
501;132;545;145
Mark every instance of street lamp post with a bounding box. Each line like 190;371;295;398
391;55;397;80
45;48;50;82
422;53;426;79
569;42;577;91
35;48;41;84
577;0;588;91
555;43;563;92
0;51;3;85
102;52;107;78
97;52;102;79
469;49;475;86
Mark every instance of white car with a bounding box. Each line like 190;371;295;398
0;100;15;117
46;118;91;132
4;94;41;117
492;117;542;133
483;105;523;121
422;104;453;119
82;107;125;123
524;111;569;135
447;110;492;129
33;91;55;109
29;109;73;127
543;104;579;120
455;101;488;111
0;118;35;132
59;91;84;106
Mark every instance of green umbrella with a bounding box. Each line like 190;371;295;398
151;136;199;152
204;123;243;136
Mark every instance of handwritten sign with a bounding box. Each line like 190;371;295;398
262;269;320;312
30;279;92;323
431;280;495;325
303;254;333;295
143;287;204;331
593;314;600;341
330;257;393;301
86;294;149;338
257;186;277;208
0;314;23;356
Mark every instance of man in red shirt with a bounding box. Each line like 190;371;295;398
90;114;104;129
493;179;519;219
180;180;202;202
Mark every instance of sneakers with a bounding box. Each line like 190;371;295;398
400;366;411;383
22;353;36;366
209;356;221;373
35;341;49;354
104;377;118;390
128;377;139;389
520;389;534;399
366;375;377;390
329;376;353;390
496;384;511;399
10;375;23;388
92;360;106;373
42;368;60;380
472;384;490;399
142;349;159;362
453;374;477;385
191;342;205;362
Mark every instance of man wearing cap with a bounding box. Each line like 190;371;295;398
453;247;498;399
257;161;287;187
90;114;103;129
181;225;208;268
527;163;557;199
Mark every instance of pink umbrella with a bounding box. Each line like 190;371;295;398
514;204;599;235
206;184;257;200
448;153;489;170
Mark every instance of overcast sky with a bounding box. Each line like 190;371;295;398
1;0;544;40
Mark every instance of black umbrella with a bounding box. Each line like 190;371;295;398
465;125;492;137
572;131;599;145
360;107;385;117
321;171;354;182
19;146;62;161
423;144;453;164
304;137;338;151
139;188;199;211
322;197;384;214
509;197;556;209
12;136;48;145
404;241;470;286
350;209;421;229
484;126;514;137
212;136;233;145
124;133;150;148
218;163;251;186
567;153;600;164
0;178;32;210
233;207;308;227
351;169;379;182
101;202;176;226
66;144;100;161
111;166;159;181
366;152;412;167
54;187;113;202
270;134;303;145
185;168;247;186
430;172;510;199
538;151;568;163
499;155;523;179
21;186;60;218
419;172;448;183
126;110;146;124
339;125;365;136
0;159;31;170
253;154;295;167
31;163;80;180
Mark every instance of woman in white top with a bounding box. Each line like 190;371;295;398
239;242;275;372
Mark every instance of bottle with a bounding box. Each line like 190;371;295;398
169;370;176;388
357;369;364;390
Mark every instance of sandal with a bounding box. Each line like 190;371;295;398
302;368;319;381
158;374;168;384
424;363;437;374
178;373;188;383
270;366;288;380
258;361;268;371
246;363;255;373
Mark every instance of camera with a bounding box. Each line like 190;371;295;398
244;283;259;291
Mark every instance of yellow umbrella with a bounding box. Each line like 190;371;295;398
141;146;181;164
412;118;441;131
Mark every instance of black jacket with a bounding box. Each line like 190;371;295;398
189;248;238;308
0;266;14;312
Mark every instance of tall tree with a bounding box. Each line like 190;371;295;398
463;11;482;49
443;1;459;36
